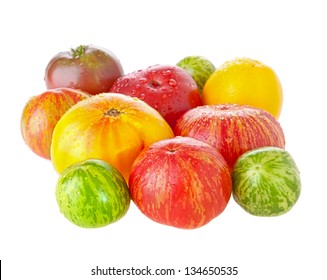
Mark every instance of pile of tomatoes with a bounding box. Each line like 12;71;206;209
21;44;298;230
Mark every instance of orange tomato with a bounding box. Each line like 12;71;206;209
202;57;283;119
51;93;174;182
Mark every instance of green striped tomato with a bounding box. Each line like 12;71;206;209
56;159;130;228
232;147;301;216
177;55;216;94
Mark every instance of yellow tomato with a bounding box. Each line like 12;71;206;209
51;93;174;182
202;57;283;119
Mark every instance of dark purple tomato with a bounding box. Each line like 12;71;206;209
45;45;124;95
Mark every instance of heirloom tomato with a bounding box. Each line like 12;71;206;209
21;88;90;159
56;159;130;228
233;147;301;216
129;136;232;229
51;93;174;182
202;57;283;119
110;64;201;128
175;104;285;170
45;45;124;95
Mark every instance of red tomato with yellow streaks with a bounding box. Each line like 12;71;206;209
21;88;90;159
129;136;232;229
51;93;174;182
174;104;285;169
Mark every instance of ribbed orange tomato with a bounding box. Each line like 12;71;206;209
51;93;174;181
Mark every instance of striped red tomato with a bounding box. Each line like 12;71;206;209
174;104;285;169
129;136;232;229
20;88;90;159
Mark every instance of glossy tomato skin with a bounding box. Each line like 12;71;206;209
45;45;124;95
232;147;301;217
51;93;174;182
174;104;285;170
129;136;232;229
56;159;130;228
21;88;90;159
110;64;202;128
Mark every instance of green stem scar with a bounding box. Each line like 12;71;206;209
71;45;87;58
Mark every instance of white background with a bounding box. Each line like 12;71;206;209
1;0;326;279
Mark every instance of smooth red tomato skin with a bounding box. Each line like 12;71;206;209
129;136;232;229
110;64;202;128
45;45;124;95
21;88;90;159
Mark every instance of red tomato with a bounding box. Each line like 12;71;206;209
129;136;232;229
174;104;285;170
110;64;201;128
44;45;124;95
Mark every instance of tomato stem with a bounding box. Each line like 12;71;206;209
104;108;122;117
71;45;87;58
149;80;161;88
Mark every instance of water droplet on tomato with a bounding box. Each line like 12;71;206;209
169;79;177;86
139;93;146;100
162;94;167;99
163;70;172;76
139;77;147;84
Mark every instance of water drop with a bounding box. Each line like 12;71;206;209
162;94;167;99
163;70;172;76
139;77;147;84
169;79;177;86
139;93;146;100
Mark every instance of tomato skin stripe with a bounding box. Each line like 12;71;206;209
56;159;130;228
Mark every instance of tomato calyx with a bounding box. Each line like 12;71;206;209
103;108;122;117
71;45;87;58
149;80;161;88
